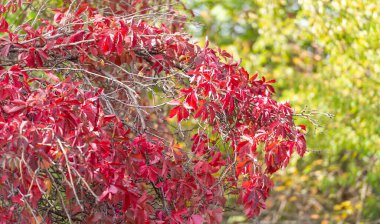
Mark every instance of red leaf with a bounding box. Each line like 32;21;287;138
189;214;204;224
98;35;113;55
69;30;85;43
114;31;124;55
249;72;258;82
222;94;234;114
0;44;10;57
169;105;189;123
11;195;23;206
89;46;98;56
169;106;180;118
109;185;118;194
193;101;206;119
298;124;306;131
2;105;26;114
171;208;187;223
296;134;306;156
1;175;8;184
185;91;198;110
0;18;9;32
53;11;64;24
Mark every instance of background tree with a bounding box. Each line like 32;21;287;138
0;0;307;223
184;0;380;222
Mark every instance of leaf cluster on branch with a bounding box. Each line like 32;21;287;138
0;0;306;223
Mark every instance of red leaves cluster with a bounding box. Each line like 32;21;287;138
0;65;225;223
168;43;307;217
0;0;307;223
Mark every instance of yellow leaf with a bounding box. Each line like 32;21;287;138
45;179;52;195
274;185;286;191
99;59;105;67
310;214;320;219
32;216;43;224
39;159;51;169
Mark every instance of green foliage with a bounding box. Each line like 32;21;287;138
2;0;63;27
185;0;380;222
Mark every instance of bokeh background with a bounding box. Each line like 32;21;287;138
183;0;380;223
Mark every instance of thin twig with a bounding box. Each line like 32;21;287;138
56;138;84;211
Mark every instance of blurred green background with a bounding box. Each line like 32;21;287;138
184;0;380;223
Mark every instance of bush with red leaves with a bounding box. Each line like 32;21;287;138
0;1;306;223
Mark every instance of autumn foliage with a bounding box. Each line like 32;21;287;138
0;0;306;223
